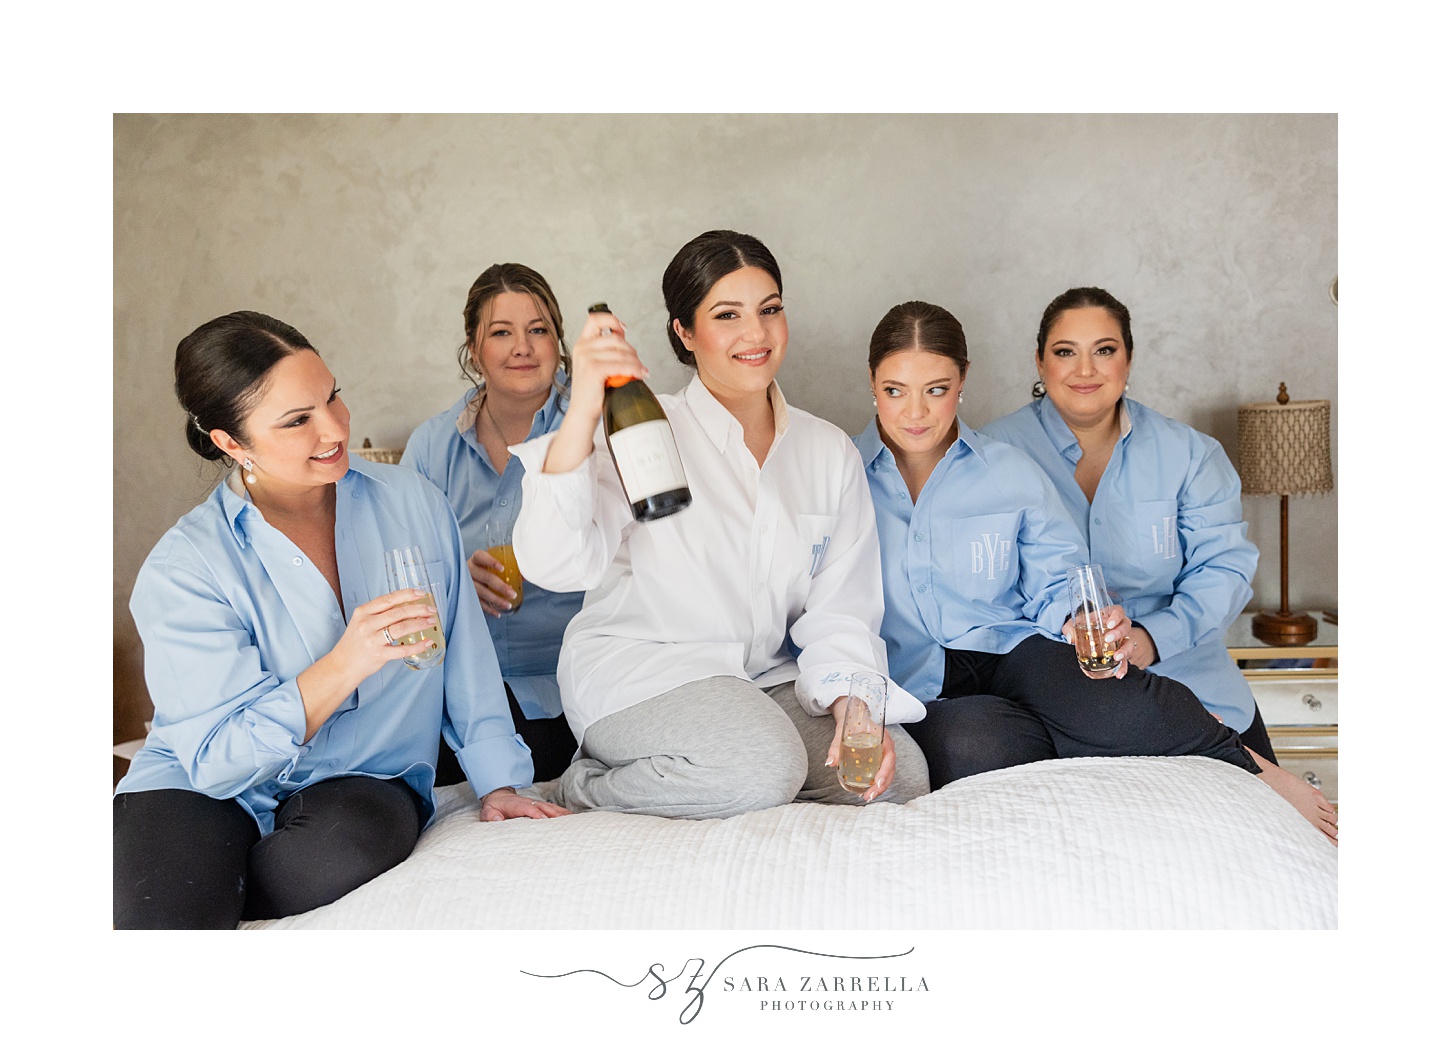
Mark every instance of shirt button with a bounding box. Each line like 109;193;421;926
898;492;907;500
352;490;362;499
913;532;923;542
1093;518;1102;526
499;498;508;506
292;556;303;566
917;584;927;593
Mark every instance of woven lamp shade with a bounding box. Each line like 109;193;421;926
1236;384;1332;645
1237;396;1333;497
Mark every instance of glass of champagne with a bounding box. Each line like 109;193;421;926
1066;563;1118;679
383;545;446;669
837;670;888;795
481;514;524;613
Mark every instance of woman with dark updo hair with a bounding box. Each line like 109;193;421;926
856;300;1247;786
510;230;929;818
982;287;1335;843
114;311;566;929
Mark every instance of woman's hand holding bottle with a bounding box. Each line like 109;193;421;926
543;306;649;474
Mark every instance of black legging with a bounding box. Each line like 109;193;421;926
113;775;426;929
434;682;578;787
902;634;1267;791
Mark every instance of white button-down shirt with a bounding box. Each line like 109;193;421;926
511;375;925;740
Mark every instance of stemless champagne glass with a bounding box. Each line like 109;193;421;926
1066;563;1118;679
481;514;524;613
837;670;888;795
383;545;446;669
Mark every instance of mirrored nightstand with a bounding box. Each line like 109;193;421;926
1225;610;1337;807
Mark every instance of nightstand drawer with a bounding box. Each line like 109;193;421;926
1247;676;1338;727
1272;750;1337;805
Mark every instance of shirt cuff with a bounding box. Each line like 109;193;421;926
250;678;311;759
795;662;926;725
1134;608;1189;662
456;731;535;799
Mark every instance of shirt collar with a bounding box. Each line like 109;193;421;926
1035;394;1134;460
454;383;567;440
219;462;379;548
684;373;790;454
857;415;977;471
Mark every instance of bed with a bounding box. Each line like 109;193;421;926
241;755;1336;930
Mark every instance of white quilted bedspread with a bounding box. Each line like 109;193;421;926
243;755;1337;929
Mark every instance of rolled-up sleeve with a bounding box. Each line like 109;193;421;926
130;548;309;798
430;488;534;796
511;428;629;593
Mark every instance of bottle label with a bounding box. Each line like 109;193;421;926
610;419;687;501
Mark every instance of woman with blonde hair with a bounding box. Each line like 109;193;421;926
402;263;583;782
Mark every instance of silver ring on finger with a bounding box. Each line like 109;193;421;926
383;625;395;646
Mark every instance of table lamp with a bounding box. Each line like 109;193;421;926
1236;383;1334;645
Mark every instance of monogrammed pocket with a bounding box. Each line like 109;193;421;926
949;512;1022;597
797;514;836;581
1134;500;1181;576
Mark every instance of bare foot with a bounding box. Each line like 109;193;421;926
1250;750;1337;846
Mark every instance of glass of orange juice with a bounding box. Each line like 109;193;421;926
482;514;524;614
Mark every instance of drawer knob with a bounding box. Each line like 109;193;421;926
1302;771;1323;789
1301;693;1322;711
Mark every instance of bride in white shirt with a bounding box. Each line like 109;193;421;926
512;230;928;818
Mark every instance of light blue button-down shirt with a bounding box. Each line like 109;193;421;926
401;384;583;720
117;458;533;834
982;396;1259;731
854;419;1087;702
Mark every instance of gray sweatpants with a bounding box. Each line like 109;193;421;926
557;676;930;819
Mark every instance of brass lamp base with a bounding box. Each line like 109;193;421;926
1251;610;1318;646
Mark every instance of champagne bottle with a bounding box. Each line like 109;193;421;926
589;302;692;521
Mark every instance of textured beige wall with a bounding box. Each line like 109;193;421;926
113;113;1337;736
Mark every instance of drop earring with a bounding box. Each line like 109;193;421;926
242;458;257;485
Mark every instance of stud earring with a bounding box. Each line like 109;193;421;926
1032;380;1046;399
242;458;257;485
958;393;964;403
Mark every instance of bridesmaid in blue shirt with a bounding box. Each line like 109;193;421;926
401;263;583;782
982;287;1335;841
855;300;1335;844
114;311;568;929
